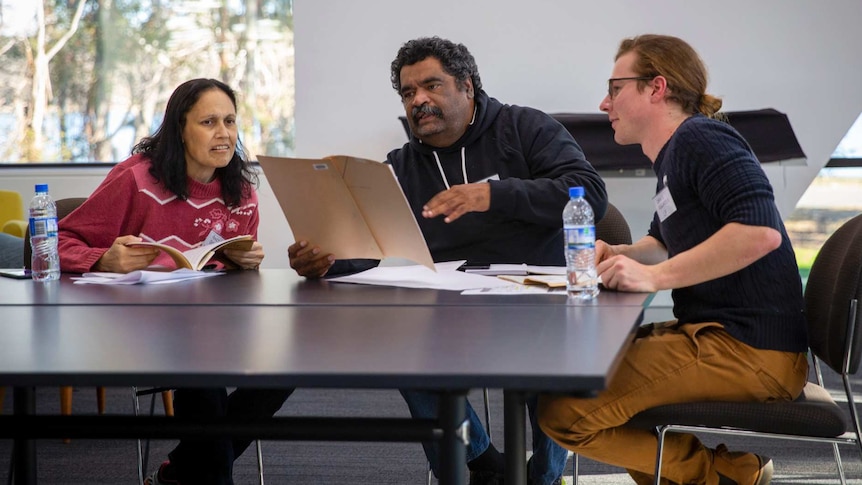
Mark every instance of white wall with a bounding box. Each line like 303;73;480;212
293;0;862;238
3;0;861;269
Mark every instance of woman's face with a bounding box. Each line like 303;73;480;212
182;88;238;183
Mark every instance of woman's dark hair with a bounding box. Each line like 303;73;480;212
132;78;257;207
390;37;482;96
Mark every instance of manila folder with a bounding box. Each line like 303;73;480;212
257;155;435;270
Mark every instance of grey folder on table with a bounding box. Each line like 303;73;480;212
257;154;435;270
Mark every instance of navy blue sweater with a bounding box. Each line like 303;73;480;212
649;115;808;352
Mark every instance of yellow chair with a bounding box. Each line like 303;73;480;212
0;189;27;238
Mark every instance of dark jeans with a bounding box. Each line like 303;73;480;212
401;390;568;484
168;387;293;485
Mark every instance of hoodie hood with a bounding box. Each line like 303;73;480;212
407;90;502;155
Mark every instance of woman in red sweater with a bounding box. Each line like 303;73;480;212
58;78;292;485
59;78;264;274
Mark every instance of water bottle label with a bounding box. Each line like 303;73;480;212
565;225;595;248
29;216;58;238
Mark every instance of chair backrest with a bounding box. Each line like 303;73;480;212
804;213;862;374
23;197;88;269
595;202;632;246
0;190;25;226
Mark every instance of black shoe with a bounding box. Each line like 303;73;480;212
469;469;505;485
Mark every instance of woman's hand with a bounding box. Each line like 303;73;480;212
93;235;160;273
222;241;265;270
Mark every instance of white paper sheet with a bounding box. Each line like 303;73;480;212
525;265;566;275
463;263;529;276
460;285;568;296
72;268;224;285
462;264;567;276
327;261;512;291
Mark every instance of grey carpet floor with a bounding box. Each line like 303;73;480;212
3;368;862;484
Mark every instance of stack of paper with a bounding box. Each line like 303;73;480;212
72;269;223;285
328;261;511;291
328;261;568;295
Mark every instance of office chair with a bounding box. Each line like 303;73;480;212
611;213;862;483
0;189;27;238
596;201;633;246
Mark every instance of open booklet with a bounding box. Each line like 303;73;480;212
126;234;254;270
257;154;435;270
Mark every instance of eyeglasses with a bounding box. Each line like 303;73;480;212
607;76;654;100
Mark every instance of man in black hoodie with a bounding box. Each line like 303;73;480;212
289;37;607;485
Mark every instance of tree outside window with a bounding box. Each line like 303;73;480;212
0;0;294;164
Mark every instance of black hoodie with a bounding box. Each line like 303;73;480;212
386;90;607;266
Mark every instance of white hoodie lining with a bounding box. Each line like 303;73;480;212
427;105;477;190
433;147;468;190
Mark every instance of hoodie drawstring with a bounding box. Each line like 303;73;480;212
432;146;468;190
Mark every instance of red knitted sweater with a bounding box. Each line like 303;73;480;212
58;154;259;273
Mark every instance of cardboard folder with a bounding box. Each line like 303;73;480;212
257;154;435;270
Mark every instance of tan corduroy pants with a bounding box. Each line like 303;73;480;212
538;321;808;485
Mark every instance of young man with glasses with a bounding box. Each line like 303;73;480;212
538;34;809;485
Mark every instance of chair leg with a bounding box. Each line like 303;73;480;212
97;387;106;414
60;386;73;414
483;388;491;440
0;387;5;414
61;386;73;444
842;373;861;480
572;453;578;485
162;390;174;416
132;387;145;485
830;442;848;485
812;356;848;484
256;439;265;485
652;426;668;484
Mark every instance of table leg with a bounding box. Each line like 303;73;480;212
13;387;36;485
504;390;527;485
437;391;468;485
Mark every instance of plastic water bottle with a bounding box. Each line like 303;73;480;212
29;183;61;282
563;186;599;299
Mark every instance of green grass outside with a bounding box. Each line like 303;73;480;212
795;247;817;289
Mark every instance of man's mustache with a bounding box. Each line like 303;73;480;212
412;104;443;121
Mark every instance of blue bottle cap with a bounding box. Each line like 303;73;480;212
569;186;584;198
35;184;48;193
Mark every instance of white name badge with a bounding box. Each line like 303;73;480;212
203;229;226;245
653;186;677;222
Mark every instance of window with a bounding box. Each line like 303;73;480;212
787;113;862;285
0;0;294;164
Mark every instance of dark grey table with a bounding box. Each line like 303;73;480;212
0;269;652;308
0;270;650;485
